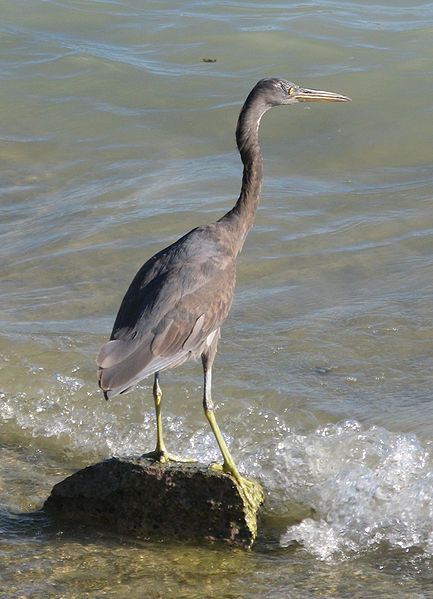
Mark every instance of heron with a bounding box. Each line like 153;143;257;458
97;78;350;502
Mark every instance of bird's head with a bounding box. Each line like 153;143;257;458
252;78;351;107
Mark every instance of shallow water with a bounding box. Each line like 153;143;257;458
1;0;433;596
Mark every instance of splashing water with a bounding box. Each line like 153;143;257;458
274;421;433;561
2;362;433;562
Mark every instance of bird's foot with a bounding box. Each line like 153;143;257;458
209;462;263;510
142;449;196;464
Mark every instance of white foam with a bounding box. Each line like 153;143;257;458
275;421;433;560
2;374;433;561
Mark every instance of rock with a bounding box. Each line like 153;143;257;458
43;456;264;548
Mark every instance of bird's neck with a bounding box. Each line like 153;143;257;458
219;97;269;255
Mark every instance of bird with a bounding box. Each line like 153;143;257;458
97;78;350;502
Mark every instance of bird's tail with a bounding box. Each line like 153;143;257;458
97;338;190;399
97;338;150;399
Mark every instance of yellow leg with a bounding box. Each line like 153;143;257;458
153;373;166;455
205;407;242;479
144;373;195;464
202;353;257;508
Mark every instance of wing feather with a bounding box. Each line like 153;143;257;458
98;223;236;398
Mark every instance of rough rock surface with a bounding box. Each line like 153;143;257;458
44;456;264;548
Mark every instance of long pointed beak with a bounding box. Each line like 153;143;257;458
293;86;351;103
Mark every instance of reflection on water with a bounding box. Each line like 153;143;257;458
1;0;433;596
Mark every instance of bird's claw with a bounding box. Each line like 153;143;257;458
143;450;196;464
209;462;262;510
236;477;262;510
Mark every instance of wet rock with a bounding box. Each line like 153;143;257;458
44;456;264;548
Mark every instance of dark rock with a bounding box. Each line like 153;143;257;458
44;457;264;548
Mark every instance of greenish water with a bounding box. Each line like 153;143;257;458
1;1;433;597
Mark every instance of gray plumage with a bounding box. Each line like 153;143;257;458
97;78;350;488
98;223;236;398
